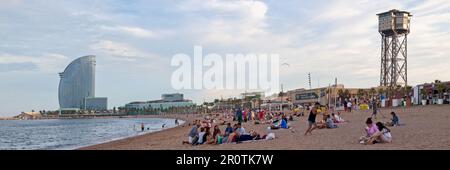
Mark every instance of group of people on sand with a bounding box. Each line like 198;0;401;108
183;120;275;146
358;111;400;145
182;101;401;146
304;103;348;135
358;118;392;144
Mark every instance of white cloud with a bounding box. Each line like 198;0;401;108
90;40;144;58
0;53;70;73
180;0;269;45
100;25;156;38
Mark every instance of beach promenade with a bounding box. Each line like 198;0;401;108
80;105;450;150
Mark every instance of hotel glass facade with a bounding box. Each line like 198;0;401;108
58;56;96;109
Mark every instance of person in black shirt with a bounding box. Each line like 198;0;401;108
304;103;320;136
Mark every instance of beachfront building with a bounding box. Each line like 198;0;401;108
413;81;450;105
261;92;290;111
124;93;194;110
14;112;42;120
241;92;265;109
85;97;108;111
287;85;345;107
58;55;108;112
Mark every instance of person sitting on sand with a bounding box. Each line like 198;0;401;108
386;112;400;127
204;127;215;144
269;119;281;130
213;125;223;144
183;122;200;145
197;127;206;145
332;113;345;123
236;123;246;135
366;122;392;144
326;115;338;129
359;118;379;144
224;123;233;136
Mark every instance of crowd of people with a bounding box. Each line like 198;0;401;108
182;102;401;146
183;120;275;145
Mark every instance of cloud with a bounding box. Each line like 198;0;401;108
180;0;269;45
0;53;70;73
90;40;146;59
100;25;156;38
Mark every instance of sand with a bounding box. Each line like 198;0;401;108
80;105;450;150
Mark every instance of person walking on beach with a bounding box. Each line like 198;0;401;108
141;123;145;132
372;100;378;119
344;100;348;112
236;109;243;123
305;103;320;136
347;101;352;112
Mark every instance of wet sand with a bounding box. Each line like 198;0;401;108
80;105;450;150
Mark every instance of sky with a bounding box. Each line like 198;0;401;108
1;0;450;116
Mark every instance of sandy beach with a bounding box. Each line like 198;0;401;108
80;105;450;150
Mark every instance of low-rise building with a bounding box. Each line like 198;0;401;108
85;97;108;111
124;93;194;110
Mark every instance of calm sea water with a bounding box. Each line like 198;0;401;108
0;118;183;150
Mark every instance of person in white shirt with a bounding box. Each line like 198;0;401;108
347;101;353;112
197;127;206;144
236;123;246;135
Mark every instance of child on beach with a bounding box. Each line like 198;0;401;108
366;122;392;144
359;118;379;144
372;100;378;119
387;112;400;126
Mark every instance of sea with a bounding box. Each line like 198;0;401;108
0;118;182;150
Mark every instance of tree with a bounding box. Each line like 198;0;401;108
436;83;448;99
338;89;344;98
357;89;365;98
405;86;413;97
421;88;428;100
344;89;350;98
370;88;376;98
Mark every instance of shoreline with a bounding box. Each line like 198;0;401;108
80;105;450;150
0;114;181;121
77;113;196;150
73;117;187;150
